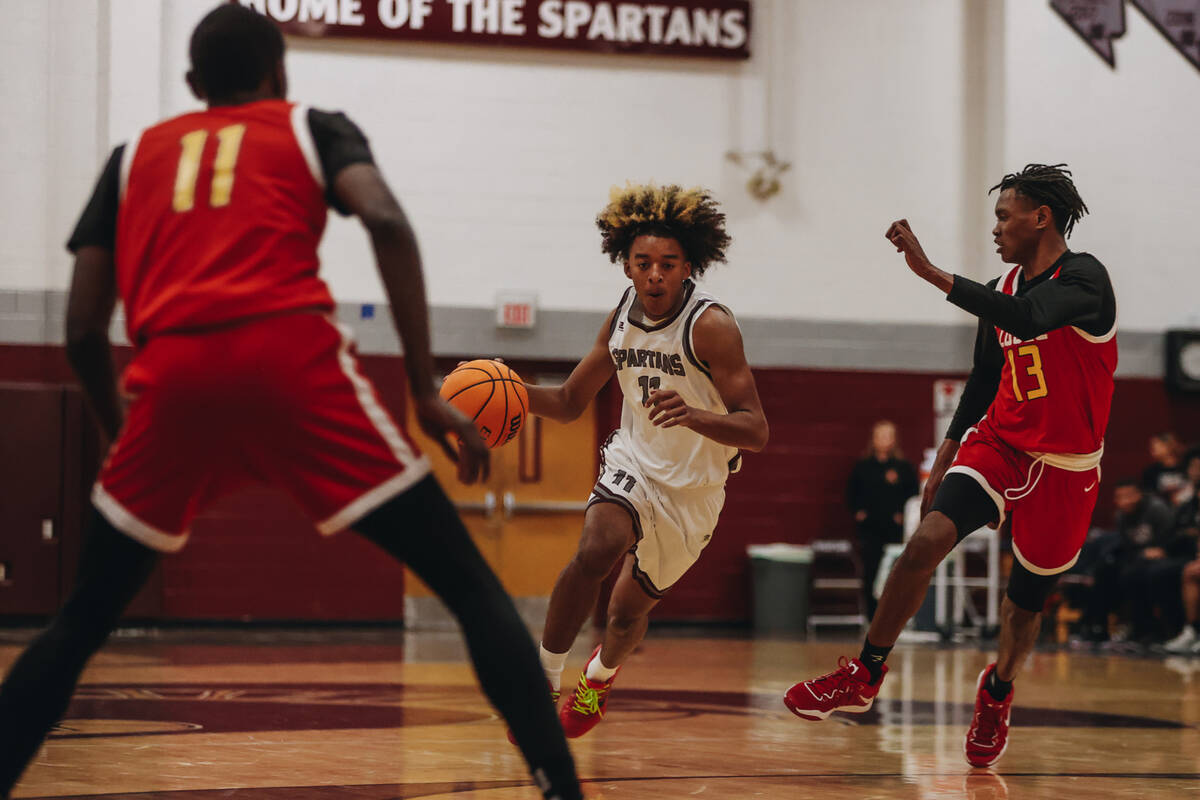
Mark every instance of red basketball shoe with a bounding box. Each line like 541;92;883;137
965;663;1013;768
505;683;561;746
559;646;619;738
783;656;886;720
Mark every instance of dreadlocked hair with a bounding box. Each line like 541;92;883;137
596;183;730;276
989;163;1089;238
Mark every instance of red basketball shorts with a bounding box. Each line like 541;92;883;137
946;418;1101;575
92;313;429;552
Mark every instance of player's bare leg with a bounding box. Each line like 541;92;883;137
559;553;658;737
541;503;636;655
995;596;1039;682
867;511;960;646
598;553;660;667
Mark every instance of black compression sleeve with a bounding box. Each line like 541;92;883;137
930;472;1000;541
945;310;1002;443
946;253;1112;340
307;108;375;215
66;145;124;253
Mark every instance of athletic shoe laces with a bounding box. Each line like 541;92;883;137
809;656;865;698
570;674;609;716
972;696;1007;746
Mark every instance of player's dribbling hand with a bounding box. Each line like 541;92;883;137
413;392;490;484
646;389;696;429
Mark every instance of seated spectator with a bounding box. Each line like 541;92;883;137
1078;479;1176;643
1162;451;1200;654
1142;432;1188;505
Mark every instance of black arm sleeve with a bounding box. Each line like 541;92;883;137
945;254;1113;340
945;309;1003;442
307;108;375;216
66;145;124;254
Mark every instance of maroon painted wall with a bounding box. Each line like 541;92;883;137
3;344;1198;623
0;344;413;621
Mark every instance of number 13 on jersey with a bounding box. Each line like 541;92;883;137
1007;343;1048;401
173;124;247;212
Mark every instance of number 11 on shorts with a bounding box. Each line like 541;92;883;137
610;469;636;492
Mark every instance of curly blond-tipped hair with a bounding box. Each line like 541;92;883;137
595;183;730;276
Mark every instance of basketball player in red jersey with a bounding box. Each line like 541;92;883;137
784;164;1116;768
0;7;581;799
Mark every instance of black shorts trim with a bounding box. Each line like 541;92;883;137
587;484;665;600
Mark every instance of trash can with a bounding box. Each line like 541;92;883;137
748;543;814;633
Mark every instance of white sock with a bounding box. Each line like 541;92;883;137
585;648;619;682
539;644;568;691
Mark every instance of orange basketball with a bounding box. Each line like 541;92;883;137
438;359;529;449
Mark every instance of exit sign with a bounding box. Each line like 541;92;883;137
496;292;537;329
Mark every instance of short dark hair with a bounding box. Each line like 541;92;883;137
189;5;284;102
1114;478;1141;490
989;163;1089;238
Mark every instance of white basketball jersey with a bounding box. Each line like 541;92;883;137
606;280;740;490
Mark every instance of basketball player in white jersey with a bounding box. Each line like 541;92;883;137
519;184;769;738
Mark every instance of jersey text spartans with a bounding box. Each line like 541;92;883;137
606;280;739;490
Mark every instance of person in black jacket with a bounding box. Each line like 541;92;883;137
847;420;919;620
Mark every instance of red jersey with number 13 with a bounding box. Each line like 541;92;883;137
987;265;1117;455
115;99;334;346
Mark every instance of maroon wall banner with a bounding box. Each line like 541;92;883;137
233;0;751;59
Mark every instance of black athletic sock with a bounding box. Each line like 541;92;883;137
0;509;159;795
986;669;1013;701
355;476;582;800
859;638;891;684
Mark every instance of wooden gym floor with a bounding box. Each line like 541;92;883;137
2;629;1198;799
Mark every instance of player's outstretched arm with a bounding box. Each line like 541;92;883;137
65;246;122;442
333;163;488;484
945;262;1106;341
885;219;954;293
648;307;769;452
525;310;618;424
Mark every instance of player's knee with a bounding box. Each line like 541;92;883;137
606;609;645;636
571;540;624;581
1006;567;1057;613
899;519;955;571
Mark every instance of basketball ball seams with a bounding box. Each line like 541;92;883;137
473;379;498;427
444;377;502;403
439;359;527;450
499;373;510;448
503;365;528;417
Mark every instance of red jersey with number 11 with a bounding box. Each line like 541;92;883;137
987;265;1117;455
115;99;334;346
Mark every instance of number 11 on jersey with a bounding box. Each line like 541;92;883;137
173;124;247;212
637;375;661;405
